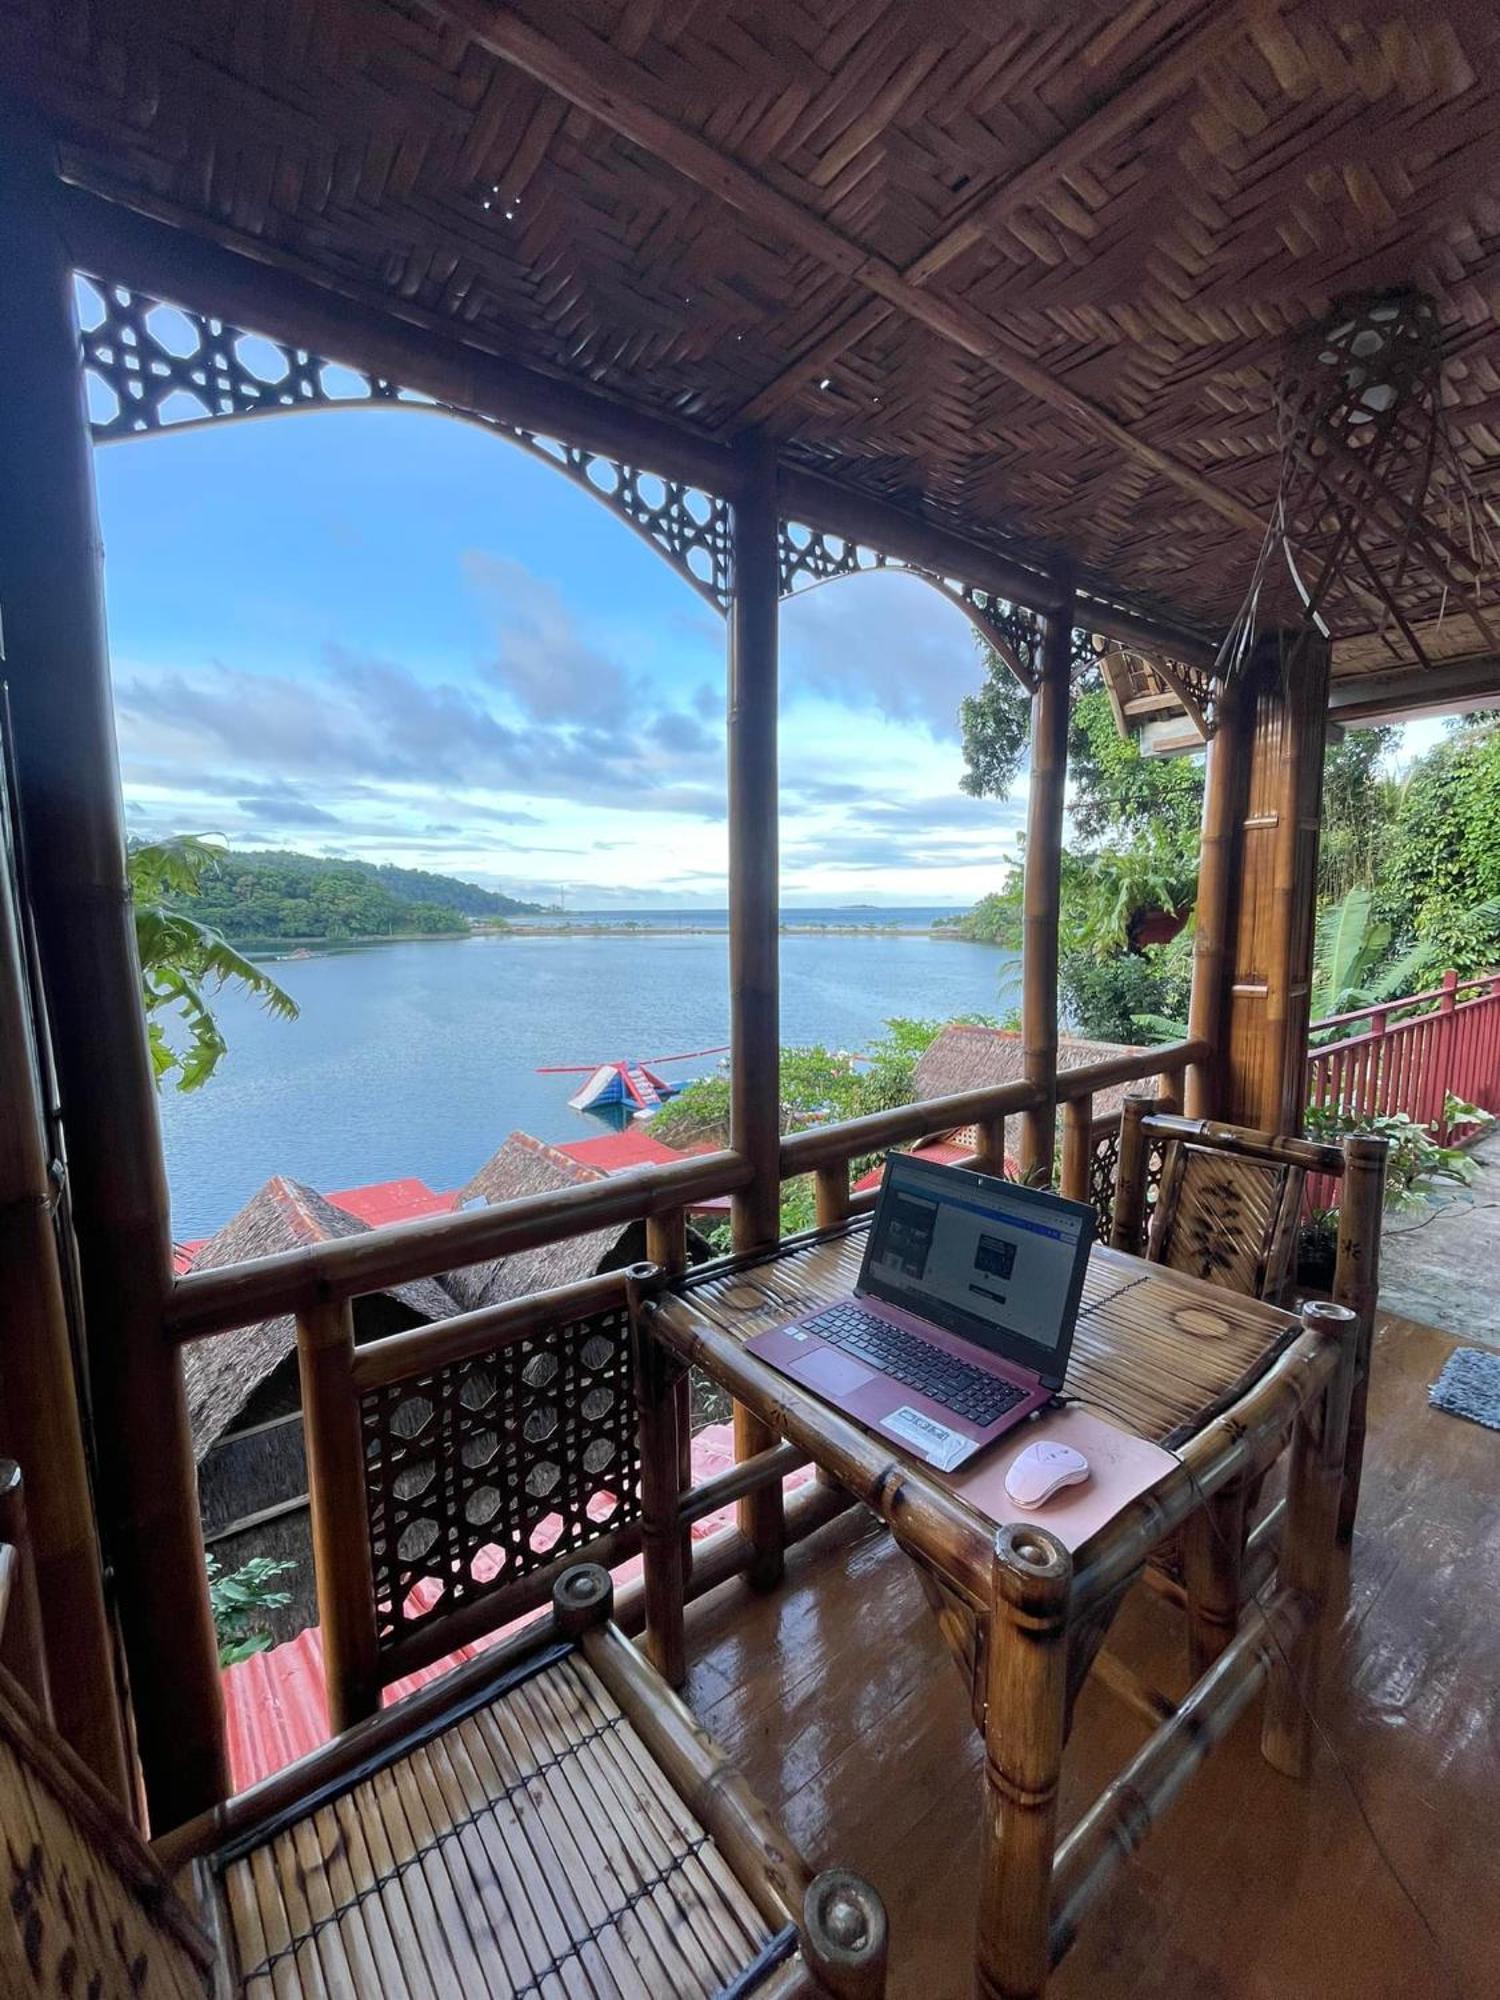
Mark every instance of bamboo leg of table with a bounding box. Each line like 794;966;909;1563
975;1525;1072;2000
1261;1303;1358;1778
1181;1475;1248;1680
636;1321;687;1688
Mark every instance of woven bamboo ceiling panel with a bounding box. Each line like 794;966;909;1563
8;0;1500;677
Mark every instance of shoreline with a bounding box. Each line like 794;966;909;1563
241;920;1007;955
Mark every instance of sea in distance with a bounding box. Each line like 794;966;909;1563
158;906;1018;1240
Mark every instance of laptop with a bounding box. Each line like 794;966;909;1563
746;1152;1094;1472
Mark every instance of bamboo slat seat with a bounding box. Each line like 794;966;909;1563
217;1644;781;1998
0;1550;887;2000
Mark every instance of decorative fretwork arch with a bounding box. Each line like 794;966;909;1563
778;518;1047;688
76;275;734;611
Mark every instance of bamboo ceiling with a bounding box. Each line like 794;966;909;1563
7;0;1500;686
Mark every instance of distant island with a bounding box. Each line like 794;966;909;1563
167;846;544;944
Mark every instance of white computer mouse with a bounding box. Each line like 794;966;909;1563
1004;1439;1091;1508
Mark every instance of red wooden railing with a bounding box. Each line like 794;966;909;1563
1306;969;1500;1154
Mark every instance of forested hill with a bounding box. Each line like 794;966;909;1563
169;846;543;942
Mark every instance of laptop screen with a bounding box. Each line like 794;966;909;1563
857;1153;1094;1385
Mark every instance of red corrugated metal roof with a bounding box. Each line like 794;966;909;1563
851;1136;997;1193
326;1178;460;1227
556;1132;732;1211
221;1423;809;1792
173;1239;206;1276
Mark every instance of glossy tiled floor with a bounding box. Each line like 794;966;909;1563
680;1312;1498;1999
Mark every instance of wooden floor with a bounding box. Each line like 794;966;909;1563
680;1312;1499;1999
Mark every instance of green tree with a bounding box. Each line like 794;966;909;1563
130;836;299;1090
1380;718;1500;971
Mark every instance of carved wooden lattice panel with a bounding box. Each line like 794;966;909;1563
778;519;1045;685
76;275;734;609
1088;1123;1121;1239
359;1299;641;1653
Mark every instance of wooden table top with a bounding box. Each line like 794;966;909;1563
668;1225;1298;1451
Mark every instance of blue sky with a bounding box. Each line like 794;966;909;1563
95;403;1030;908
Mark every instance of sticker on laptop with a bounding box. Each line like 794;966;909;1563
880;1405;971;1471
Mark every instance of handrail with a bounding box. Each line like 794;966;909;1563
166;1148;751;1342
1308;971;1498;1037
778;1077;1043;1176
1053;1038;1205;1100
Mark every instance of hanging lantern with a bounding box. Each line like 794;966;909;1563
1216;289;1498;680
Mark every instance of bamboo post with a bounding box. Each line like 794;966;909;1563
1018;588;1073;1184
645;1211;694;1577
974;1115;1007;1176
975;1523;1072;2000
814;1163;850;1230
1108;1093;1153;1254
1185;673;1248;1120
0;1460;51;1719
0;775;130;1800
1261;1301;1358;1778
0;108;227;1826
631;1269;687;1686
297;1298;381;1733
1181;1477;1248;1679
728;431;785;1588
1059;1096;1092;1204
1332;1133;1389;1543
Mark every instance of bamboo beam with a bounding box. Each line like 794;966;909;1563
0;771;129;1800
0;112;227;1828
442;4;1266;539
1019;589;1075;1182
54;182;740;498
731;0;1273;430
727;432;785;1586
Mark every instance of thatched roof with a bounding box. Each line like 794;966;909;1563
446;1132;632;1312
914;1025;1149;1122
17;1;1500;703
182;1176;458;1461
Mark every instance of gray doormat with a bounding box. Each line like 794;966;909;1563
1429;1347;1500;1431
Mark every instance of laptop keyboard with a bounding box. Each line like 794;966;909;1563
802;1304;1027;1428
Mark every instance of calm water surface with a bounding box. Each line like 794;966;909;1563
159;920;1017;1237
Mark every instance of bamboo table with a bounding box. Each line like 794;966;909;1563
644;1223;1359;2000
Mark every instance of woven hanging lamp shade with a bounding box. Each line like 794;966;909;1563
1217;290;1499;681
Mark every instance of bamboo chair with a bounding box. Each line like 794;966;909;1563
2;1269;893;2000
1109;1105;1388;1673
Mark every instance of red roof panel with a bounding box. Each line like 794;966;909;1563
221;1423;810;1792
325;1178;459;1228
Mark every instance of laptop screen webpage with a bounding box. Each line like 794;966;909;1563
858;1154;1093;1383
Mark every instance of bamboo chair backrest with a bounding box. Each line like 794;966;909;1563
301;1266;661;1723
1140;1115;1343;1302
0;1544;214;1998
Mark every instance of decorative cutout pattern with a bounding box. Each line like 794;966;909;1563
778;520;1044;686
1088;1123;1121;1239
76;275;733;609
359;1300;641;1652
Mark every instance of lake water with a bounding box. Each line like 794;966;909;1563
158;914;1018;1238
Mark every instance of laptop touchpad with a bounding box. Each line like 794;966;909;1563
788;1348;877;1397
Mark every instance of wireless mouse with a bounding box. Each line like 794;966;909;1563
1004;1439;1091;1508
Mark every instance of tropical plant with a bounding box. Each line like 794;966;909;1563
1303;1098;1493;1213
130;835;299;1090
205;1552;296;1665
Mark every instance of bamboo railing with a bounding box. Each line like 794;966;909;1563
1306;969;1500;1153
153;1036;1205;1812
